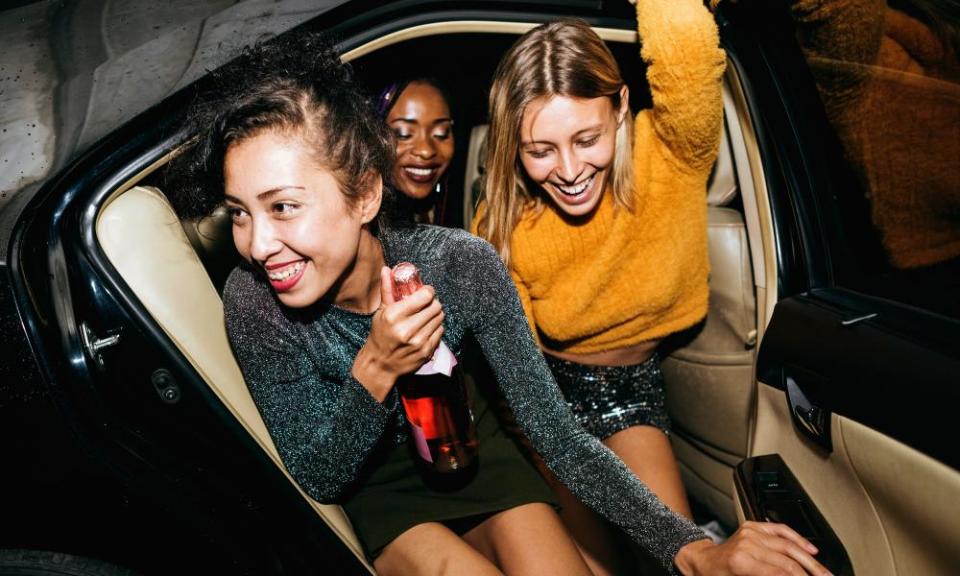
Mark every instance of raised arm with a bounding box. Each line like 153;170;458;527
224;272;397;503
637;0;726;173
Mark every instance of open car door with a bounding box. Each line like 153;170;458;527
746;290;960;576
721;2;960;575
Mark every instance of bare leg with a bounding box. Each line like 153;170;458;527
603;425;692;519
550;481;630;576
543;425;692;575
375;522;503;576
462;502;593;576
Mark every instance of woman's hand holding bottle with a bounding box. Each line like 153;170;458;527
352;266;445;402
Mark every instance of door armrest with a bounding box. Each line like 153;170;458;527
734;454;854;575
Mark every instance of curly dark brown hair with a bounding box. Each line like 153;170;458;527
164;31;397;228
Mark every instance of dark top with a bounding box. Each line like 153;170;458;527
223;224;705;572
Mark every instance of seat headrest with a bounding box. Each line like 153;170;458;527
181;207;241;293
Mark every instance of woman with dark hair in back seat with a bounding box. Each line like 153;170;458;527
376;78;458;226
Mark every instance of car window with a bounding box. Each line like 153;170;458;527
791;0;960;320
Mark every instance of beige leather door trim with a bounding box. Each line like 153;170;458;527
840;417;960;576
341;21;638;62
753;380;960;575
752;383;895;576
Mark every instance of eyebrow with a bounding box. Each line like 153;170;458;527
521;124;604;147
224;186;305;203
390;117;453;125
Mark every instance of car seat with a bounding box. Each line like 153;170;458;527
659;94;757;528
96;185;375;573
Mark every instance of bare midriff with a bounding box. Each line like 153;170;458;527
542;338;661;367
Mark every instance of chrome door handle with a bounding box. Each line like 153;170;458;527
840;312;877;326
81;322;121;371
786;376;832;451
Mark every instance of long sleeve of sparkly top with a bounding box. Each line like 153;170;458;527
224;226;706;571
223;266;401;502
442;232;707;572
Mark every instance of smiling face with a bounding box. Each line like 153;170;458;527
387;82;455;200
519;90;627;218
224;130;383;310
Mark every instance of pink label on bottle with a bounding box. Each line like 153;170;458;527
415;341;458;377
409;422;432;462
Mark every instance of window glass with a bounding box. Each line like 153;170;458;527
791;0;960;319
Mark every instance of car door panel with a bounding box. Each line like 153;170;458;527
757;290;957;466
751;383;960;576
840;416;960;576
96;184;374;573
752;290;960;576
751;382;895;576
712;4;959;574
735;454;854;575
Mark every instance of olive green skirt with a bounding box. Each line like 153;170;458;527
342;378;556;560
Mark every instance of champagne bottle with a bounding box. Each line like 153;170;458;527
392;262;478;473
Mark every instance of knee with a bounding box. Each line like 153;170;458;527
375;523;492;576
375;550;474;576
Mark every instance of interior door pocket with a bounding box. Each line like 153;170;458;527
735;454;854;575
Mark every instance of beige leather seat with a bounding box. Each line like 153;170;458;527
180;206;239;294
660;114;757;528
462;124;488;227
96;185;375;574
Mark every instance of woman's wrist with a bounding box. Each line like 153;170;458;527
352;345;396;402
674;538;713;576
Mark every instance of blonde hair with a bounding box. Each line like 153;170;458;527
477;19;634;264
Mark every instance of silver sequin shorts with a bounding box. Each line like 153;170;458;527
545;353;671;440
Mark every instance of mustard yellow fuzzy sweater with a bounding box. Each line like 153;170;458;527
473;0;725;354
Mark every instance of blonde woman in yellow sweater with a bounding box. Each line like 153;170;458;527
472;1;830;574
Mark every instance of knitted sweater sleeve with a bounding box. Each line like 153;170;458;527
448;236;707;573
638;0;726;174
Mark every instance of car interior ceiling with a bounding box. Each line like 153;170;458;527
101;27;757;569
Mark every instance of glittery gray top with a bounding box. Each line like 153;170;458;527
223;225;706;571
